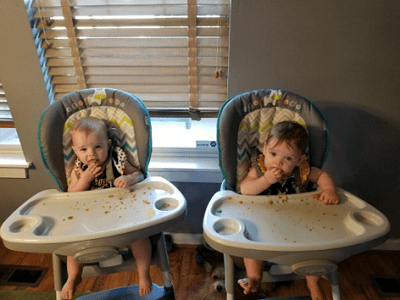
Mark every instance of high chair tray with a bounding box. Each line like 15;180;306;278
203;188;389;257
1;177;186;255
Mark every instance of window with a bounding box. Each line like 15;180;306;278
0;80;31;178
27;0;230;119
0;81;14;129
22;0;230;181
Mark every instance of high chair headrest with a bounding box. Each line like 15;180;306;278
38;88;151;192
217;89;329;192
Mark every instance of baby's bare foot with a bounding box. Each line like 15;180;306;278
61;276;82;300
238;277;260;294
139;274;152;297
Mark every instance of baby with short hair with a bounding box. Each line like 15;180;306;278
239;121;339;300
62;116;152;300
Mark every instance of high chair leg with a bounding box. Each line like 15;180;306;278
322;268;341;300
155;232;173;288
152;232;176;299
52;253;67;300
224;253;235;300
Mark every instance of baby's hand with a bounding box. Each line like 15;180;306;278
81;164;102;182
114;176;130;189
318;189;339;205
264;167;283;184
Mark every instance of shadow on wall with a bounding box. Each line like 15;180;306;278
317;101;400;238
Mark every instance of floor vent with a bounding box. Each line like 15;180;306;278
372;276;400;296
0;265;47;287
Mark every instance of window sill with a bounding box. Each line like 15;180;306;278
148;148;223;183
0;147;223;182
0;146;31;178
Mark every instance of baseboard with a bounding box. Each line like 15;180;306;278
167;233;400;251
165;233;204;245
373;239;400;251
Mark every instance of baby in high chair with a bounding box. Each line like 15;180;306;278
239;121;339;300
62;116;151;300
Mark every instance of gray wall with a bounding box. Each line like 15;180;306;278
228;0;400;238
0;0;59;222
1;0;400;239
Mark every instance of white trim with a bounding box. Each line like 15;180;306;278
373;238;400;251
165;233;204;245
166;234;400;251
0;145;31;178
149;147;223;183
0;167;28;178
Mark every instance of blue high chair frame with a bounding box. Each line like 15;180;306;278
203;89;390;300
0;88;186;300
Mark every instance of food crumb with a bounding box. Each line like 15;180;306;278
108;195;114;198
143;200;150;205
68;216;73;220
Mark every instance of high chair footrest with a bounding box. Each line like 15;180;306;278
75;283;174;300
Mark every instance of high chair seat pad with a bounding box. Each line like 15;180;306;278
217;89;328;192
38;88;151;192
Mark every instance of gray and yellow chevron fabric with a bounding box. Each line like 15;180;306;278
62;90;140;184
236;105;306;192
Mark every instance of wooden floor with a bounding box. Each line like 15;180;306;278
1;241;400;300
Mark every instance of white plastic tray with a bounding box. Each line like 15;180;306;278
203;188;389;253
1;177;186;255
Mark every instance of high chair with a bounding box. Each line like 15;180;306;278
1;88;187;300
202;89;390;300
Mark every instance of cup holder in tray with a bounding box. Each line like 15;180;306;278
154;198;179;211
8;216;54;236
353;211;384;226
8;217;37;233
213;218;241;236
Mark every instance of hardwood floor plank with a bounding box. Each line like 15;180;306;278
1;241;400;300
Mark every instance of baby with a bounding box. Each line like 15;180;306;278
62;116;151;300
239;121;339;300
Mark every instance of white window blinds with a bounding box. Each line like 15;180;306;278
29;0;230;117
0;81;14;128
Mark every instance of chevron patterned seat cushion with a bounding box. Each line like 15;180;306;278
63;105;140;184
217;89;328;193
38;88;151;192
236;105;307;193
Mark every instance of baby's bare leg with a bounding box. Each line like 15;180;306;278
61;256;83;300
131;238;152;296
306;275;330;300
238;258;265;294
